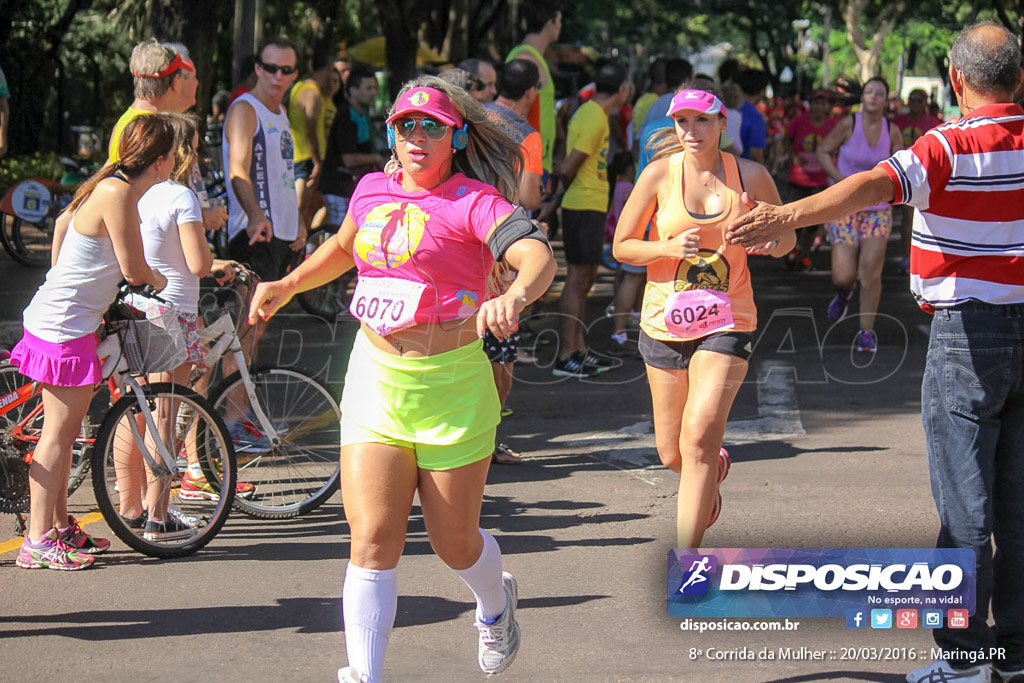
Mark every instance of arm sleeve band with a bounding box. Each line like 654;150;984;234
487;206;550;262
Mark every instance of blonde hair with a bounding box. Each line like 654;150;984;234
165;113;200;184
130;39;183;99
386;75;524;203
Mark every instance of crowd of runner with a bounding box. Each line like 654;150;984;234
5;2;1022;682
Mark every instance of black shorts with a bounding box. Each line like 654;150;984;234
227;231;296;282
294;159;315;181
638;328;753;370
561;209;606;265
483;330;519;364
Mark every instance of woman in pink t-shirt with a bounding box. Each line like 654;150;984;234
247;77;555;682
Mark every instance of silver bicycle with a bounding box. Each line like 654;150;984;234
201;266;342;518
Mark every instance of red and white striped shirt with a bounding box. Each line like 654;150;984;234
880;102;1024;311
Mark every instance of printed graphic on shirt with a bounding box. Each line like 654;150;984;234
354;202;429;268
674;249;730;292
250;128;273;219
455;289;480;317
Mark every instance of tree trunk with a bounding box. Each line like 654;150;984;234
841;0;905;83
382;0;418;98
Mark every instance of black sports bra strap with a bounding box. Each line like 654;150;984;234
112;170;130;184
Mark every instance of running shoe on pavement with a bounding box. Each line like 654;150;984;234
226;418;272;452
143;517;194;541
337;667;367;683
718;448;731;484
856;329;877;353
179;470;256;501
16;528;95;570
582;351;615;373
120;511;147;529
59;514;110;555
167;504;200;528
476;572;520;675
827;289;852;321
552;352;599;378
906;660;991;682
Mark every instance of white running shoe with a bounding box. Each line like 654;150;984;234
337;666;366;683
476;572;520;675
907;659;991;682
167;504;199;528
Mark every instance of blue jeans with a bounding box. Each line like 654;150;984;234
923;302;1024;670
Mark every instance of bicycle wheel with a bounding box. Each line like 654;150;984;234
209;367;340;518
1;363;101;496
91;382;236;558
1;212;53;268
295;228;349;321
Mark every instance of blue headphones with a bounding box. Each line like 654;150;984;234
386;122;469;151
452;124;469;150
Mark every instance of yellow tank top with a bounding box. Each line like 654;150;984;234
640;151;757;341
287;81;324;162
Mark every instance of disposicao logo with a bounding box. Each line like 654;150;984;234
676;555;718;596
667;548;975;619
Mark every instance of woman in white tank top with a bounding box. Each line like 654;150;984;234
9;115;174;571
126;115;249;536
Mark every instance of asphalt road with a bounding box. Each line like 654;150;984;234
0;232;948;682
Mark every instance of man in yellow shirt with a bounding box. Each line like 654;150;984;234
287;58;342;225
554;62;630;377
107;40;198;162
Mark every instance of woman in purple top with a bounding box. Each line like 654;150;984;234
816;76;902;353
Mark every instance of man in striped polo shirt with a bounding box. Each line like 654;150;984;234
726;22;1024;683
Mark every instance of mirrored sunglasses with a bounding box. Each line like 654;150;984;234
394;117;449;140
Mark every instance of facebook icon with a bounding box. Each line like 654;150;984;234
845;609;866;629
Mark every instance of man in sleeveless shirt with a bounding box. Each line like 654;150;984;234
223;37;302;282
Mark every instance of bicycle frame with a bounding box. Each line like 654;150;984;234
198;312;280;443
0;333;182;479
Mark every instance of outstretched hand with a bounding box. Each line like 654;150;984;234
247;279;295;325
726;192;790;248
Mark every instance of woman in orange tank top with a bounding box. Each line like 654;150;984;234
613;85;794;548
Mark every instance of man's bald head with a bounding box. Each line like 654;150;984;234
950;21;1021;96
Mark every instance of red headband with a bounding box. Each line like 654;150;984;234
132;52;195;80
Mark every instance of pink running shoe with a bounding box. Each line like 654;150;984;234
59;514;111;555
16;528;95;571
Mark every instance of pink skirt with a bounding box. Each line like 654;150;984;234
9;329;102;387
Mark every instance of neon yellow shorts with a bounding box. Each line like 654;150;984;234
339;330;500;470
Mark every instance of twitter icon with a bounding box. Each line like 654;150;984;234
871;609;893;629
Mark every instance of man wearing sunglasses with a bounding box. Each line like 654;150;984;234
222;37;303;280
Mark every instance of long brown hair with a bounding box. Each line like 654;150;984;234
68;114;175;213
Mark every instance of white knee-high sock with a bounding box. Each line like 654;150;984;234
342;564;397;683
452;529;507;623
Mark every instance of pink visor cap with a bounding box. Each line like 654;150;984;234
386;87;464;127
668;89;727;120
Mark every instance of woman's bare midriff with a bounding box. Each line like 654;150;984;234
361;317;485;357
